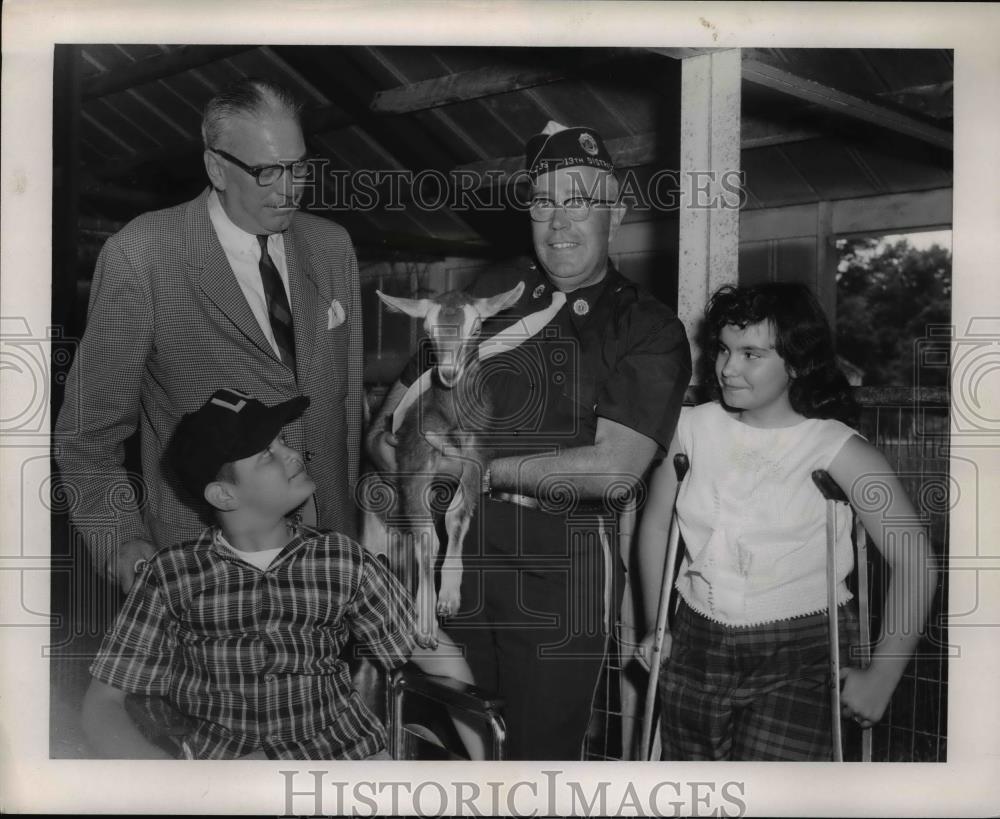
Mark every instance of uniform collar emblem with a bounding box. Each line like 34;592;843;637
532;284;546;299
573;298;590;316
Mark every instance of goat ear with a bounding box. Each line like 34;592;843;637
476;280;525;319
376;291;434;319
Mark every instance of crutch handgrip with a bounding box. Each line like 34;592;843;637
639;453;689;760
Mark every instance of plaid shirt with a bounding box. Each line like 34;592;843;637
90;525;416;759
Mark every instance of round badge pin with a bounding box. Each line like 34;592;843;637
579;132;599;156
532;284;546;299
573;299;590;316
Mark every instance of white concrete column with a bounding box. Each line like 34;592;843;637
677;49;742;379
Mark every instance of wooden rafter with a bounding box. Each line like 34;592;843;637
364;47;485;159
739;188;952;242
454;132;662;181
272;46;507;244
454;118;823;186
742;57;952;151
93;140;202;179
82;45;257;100
877;81;953;120
645;47;732;60
740;115;820;149
92;102;354;179
370;49;633;114
79;178;165;211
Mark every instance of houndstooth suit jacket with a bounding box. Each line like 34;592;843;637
54;189;363;569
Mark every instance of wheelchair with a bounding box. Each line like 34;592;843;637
123;552;508;760
124;658;506;760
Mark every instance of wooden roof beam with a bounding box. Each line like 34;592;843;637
740;115;820;149
371;48;719;114
79;178;165;211
373;64;571;115
370;49;633;114
454;132;661;182
91;102;354;179
82;45;258;100
645;47;733;60
877;81;953;120
454;118;822;186
742;57;953;151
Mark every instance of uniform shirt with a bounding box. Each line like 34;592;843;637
674;402;859;626
89;525;416;759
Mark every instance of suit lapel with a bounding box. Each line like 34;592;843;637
183;190;279;362
283;223;320;384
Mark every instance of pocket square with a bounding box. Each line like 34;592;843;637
327;300;346;330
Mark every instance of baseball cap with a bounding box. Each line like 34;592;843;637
168;388;310;498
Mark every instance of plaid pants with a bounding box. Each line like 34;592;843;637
659;599;860;761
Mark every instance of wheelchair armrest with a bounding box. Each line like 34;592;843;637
391;663;504;716
124;694;197;757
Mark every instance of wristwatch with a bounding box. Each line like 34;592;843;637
481;467;492;496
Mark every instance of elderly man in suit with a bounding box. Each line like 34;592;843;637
55;78;362;591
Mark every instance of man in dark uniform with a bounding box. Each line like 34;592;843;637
367;121;690;759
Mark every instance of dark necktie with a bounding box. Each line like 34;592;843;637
256;235;296;373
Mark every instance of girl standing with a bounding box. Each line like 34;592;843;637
638;282;937;760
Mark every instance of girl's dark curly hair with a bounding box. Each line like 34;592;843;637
704;282;859;425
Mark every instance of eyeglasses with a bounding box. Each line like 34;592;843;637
210;147;311;187
528;196;616;222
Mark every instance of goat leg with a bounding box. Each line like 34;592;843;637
411;522;440;649
439;484;471;618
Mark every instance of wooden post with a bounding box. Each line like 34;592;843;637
621;50;743;759
52;44;82;366
677;49;742;380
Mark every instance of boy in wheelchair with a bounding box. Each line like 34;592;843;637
81;387;475;760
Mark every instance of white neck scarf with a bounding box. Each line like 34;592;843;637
391;290;567;434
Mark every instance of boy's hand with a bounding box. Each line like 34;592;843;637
634;630;672;672
839;666;897;727
113;538;156;592
367;429;400;474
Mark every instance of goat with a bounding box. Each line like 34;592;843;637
375;281;525;648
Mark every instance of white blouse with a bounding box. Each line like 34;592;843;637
673;401;859;626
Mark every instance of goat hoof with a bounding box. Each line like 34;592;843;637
437;594;461;619
414;630;437;649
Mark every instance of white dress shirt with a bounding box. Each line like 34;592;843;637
207;189;292;359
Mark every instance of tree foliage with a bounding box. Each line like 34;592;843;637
836;237;952;386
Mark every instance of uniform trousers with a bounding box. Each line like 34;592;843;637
452;499;623;760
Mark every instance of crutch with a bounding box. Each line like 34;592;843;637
639;452;690;761
811;469;872;763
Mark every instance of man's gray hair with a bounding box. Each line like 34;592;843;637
201;78;303;150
